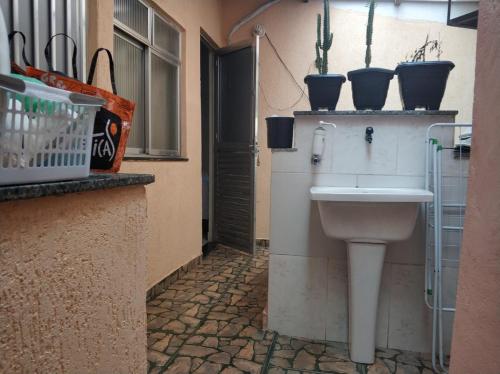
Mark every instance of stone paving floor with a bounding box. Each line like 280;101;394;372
147;246;439;374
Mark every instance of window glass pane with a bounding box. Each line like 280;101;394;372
114;32;146;152
153;15;180;58
151;54;179;152
114;0;148;38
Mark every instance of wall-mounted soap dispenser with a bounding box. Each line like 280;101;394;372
311;121;336;166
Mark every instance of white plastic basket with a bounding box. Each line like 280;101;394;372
0;74;105;186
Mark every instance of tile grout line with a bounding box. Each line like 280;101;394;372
260;331;278;374
154;249;261;374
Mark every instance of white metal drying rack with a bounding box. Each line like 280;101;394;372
425;123;472;374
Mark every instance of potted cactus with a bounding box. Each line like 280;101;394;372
347;0;394;110
395;35;455;110
304;0;346;111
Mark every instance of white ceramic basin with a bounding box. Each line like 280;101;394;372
310;186;434;203
310;186;433;364
311;187;433;243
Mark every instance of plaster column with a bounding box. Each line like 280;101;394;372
450;2;500;373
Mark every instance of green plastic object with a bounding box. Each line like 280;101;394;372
10;73;56;115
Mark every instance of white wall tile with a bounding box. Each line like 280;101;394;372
312;173;357;187
270;172;345;258
388;264;432;353
270;172;313;256
357;175;425;189
329;123;398;175
326;259;348;342
395;124;428;176
268;254;328;340
272;121;335;174
441;150;470;177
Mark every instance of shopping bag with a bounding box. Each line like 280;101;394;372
26;43;135;172
8;31;33;74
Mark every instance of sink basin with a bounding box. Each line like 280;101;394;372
311;187;433;242
310;186;434;203
310;186;433;364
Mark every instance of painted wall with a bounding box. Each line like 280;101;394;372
86;0;476;291
0;187;148;373
87;0;225;289
450;1;500;373
268;113;461;353
222;0;477;239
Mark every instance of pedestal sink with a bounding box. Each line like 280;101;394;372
310;186;433;364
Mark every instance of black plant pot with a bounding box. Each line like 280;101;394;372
266;116;294;148
347;68;394;110
395;61;455;110
304;74;346;111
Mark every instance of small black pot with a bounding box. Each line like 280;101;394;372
347;68;394;110
395;61;455;110
304;74;346;111
266;116;294;148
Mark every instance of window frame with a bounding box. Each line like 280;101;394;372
113;0;182;158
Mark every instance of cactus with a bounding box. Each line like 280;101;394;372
315;0;333;75
365;0;375;68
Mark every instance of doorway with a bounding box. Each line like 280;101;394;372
200;36;258;255
214;43;257;255
200;38;215;254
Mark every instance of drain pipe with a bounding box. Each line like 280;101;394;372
227;0;281;45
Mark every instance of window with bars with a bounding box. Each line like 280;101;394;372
114;0;181;157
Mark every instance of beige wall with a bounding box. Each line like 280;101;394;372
450;1;500;373
222;0;477;239
87;0;225;289
88;0;477;289
0;187;148;373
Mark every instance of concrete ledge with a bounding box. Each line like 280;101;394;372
0;173;155;203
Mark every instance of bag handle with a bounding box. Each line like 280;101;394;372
87;48;117;95
8;31;33;67
44;33;78;79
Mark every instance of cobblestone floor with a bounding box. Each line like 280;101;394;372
147;246;438;374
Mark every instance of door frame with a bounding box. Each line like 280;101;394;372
200;34;217;244
213;38;258;254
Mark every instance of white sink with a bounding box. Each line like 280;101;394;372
310;186;433;364
311;187;433;243
310;186;434;203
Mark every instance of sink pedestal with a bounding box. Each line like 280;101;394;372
347;242;386;364
311;187;433;364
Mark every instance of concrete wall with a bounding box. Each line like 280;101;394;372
222;0;477;239
450;1;500;373
0;187;148;373
87;0;225;289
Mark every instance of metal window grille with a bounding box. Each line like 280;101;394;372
1;0;87;79
113;0;181;156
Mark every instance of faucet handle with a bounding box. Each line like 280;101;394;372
365;127;374;144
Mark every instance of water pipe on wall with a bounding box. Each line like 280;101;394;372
227;0;281;45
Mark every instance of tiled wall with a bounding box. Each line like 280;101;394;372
268;114;466;354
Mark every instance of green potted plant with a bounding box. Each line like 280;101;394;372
304;0;346;111
347;0;394;110
395;35;455;110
